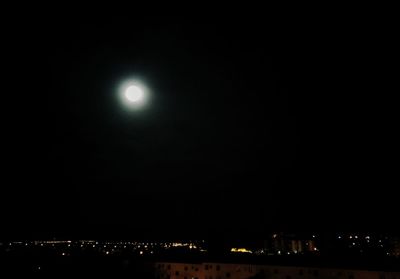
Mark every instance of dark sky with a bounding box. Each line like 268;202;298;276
2;14;397;239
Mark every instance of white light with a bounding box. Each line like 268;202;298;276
125;85;143;102
118;79;150;110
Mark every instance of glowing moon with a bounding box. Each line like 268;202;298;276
125;85;144;103
118;79;150;110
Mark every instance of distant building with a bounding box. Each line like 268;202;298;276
390;237;400;257
264;233;317;255
155;262;400;279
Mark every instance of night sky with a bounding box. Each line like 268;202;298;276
2;14;396;239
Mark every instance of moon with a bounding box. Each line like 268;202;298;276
125;85;144;103
118;79;150;110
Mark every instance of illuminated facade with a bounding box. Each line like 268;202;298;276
155;262;400;279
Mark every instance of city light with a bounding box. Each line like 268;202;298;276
4;237;398;261
230;248;253;253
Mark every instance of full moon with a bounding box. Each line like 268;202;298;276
125;85;144;103
118;79;150;110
